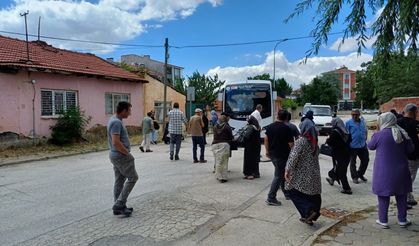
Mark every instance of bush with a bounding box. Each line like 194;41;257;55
50;107;91;145
282;99;299;110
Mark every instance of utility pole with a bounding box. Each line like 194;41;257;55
162;38;169;126
37;16;41;41
20;11;30;61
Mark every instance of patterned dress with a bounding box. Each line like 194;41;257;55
285;137;322;195
285;137;322;221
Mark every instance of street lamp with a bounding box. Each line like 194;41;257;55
272;39;288;83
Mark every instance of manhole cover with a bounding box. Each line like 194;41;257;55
320;207;350;219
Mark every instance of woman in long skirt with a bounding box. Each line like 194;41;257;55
243;116;261;179
212;113;234;183
368;112;414;228
285;119;321;226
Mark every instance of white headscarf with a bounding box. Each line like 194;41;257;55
378;112;410;144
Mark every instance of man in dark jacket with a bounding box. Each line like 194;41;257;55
397;103;419;207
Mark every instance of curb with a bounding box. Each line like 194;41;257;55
301;219;341;246
0;148;109;167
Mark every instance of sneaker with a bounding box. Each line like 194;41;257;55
407;200;418;206
113;205;132;216
353;178;359;184
375;219;389;229
170;155;174;160
199;160;207;163
193;160;199;163
359;176;368;182
139;146;144;152
145;149;153;152
175;155;179;160
398;219;412;228
341;189;353;195
326;177;334;186
266;199;282;206
218;179;228;183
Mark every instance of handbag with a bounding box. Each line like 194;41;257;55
153;121;160;130
320;144;333;157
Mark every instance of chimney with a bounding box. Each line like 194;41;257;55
144;55;150;59
106;58;114;63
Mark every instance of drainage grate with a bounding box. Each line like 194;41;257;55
320;207;351;219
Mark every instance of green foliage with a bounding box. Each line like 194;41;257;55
282;98;299;110
247;73;293;98
50;107;91;145
355;62;378;109
186;72;225;105
355;53;419;104
286;0;419;59
117;62;146;76
298;75;340;106
174;77;187;95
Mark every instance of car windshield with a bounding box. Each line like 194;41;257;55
225;83;271;119
304;106;331;116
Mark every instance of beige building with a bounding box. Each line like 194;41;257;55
143;72;186;123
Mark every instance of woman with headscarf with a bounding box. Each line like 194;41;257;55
368;112;414;229
284;118;321;226
212;112;234;183
243;115;261;179
326;117;352;194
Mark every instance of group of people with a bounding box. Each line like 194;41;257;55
106;100;418;230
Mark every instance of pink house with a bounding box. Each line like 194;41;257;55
0;35;148;138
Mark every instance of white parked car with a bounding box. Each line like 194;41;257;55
301;104;335;135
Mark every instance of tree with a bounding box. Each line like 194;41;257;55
247;73;293;98
298;76;340;106
355;62;378;109
286;0;419;59
354;53;419;104
186;72;225;105
174;77;187;95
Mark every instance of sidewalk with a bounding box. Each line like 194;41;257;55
4;136;419;246
313;203;419;246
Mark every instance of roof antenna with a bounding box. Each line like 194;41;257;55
37;16;41;41
20;10;30;61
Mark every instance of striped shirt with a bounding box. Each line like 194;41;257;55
167;108;188;134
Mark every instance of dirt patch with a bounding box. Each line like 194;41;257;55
313;206;376;245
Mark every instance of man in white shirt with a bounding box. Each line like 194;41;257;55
251;104;263;127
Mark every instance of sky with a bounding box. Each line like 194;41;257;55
0;0;379;88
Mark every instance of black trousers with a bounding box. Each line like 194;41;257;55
349;146;369;179
328;154;351;191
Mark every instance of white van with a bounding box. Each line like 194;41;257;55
301;103;335;135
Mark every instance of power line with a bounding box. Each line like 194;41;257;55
0;29;346;49
0;30;163;48
170;31;346;49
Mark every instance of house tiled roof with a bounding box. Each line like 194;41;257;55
0;35;147;82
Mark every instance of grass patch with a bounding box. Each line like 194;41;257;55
0;134;142;160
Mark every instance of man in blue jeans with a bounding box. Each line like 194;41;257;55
346;109;369;184
264;110;295;206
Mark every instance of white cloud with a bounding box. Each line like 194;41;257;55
330;36;377;52
207;51;372;88
0;0;221;53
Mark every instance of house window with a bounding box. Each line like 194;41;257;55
154;101;172;123
173;68;181;80
344;73;350;80
105;93;130;115
344;82;350;89
344;92;350;99
41;90;78;116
